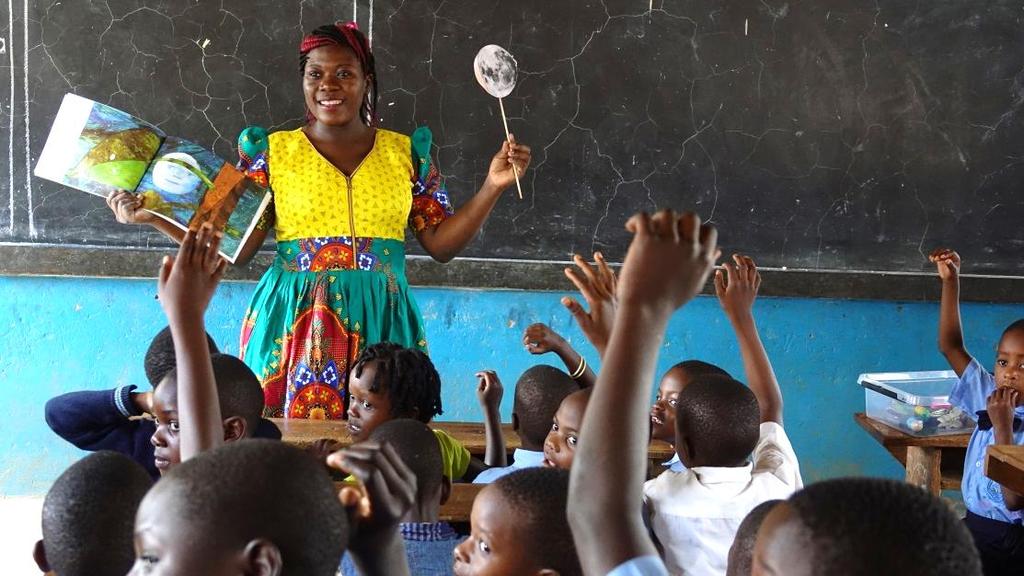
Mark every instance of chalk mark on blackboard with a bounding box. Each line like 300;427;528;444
5;0;13;235
368;0;374;46
24;0;35;237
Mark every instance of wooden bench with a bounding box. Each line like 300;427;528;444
333;480;485;523
986;445;1024;495
273;418;677;477
854;412;969;496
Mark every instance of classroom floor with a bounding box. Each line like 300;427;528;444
0;497;44;575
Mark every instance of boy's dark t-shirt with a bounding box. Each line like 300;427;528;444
45;384;282;479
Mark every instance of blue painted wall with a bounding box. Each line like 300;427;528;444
1;275;1020;496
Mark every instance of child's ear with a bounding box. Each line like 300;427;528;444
511;411;521;432
222;416;247;443
32;539;50;573
241;538;282;576
439;475;453;506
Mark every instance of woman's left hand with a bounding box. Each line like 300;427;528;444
484;133;531;192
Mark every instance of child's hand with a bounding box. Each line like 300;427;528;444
617;210;718;314
988;387;1021;434
929;248;961;283
714;254;762;319
106;189;156;225
523;323;567;355
328;441;417;542
308;438;345;463
157;224;227;323
131;391;154;415
476;370;504;410
562;252;617;356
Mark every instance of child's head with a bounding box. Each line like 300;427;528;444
369;418;448;514
130;439;347;576
752;477;981;576
35;451;152;576
347;342;443;443
726;499;782;576
674;375;759;468
513;365;580;451
143;326;219;387
542;387;592;470
149;354;265;474
454;467;582;576
651;360;730;444
996;319;1024;397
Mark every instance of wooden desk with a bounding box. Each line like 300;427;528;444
986;445;1024;495
854;413;970;496
333;481;485;523
273;418;676;474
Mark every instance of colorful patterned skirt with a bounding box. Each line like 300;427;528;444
239;237;428;419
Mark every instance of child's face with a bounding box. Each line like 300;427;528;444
347;361;393;443
750;502;813;576
453;486;542;576
651;368;690;444
995;329;1024;402
542;391;588;470
128;486;239;575
149;377;181;475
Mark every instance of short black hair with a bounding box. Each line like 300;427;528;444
513;365;580;448
353;342;442;422
153;439;347;575
41;451;152;576
160;354;264;434
675;375;760;466
726;499;782;576
786;477;981;575
492;468;582;576
369;419;444;501
144;326;219;387
669;359;731;380
1001;318;1024;341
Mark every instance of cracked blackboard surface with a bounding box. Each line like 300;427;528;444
4;0;1023;277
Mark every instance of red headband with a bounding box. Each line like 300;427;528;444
300;21;369;65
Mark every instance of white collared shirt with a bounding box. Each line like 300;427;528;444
472;449;545;484
643;422;802;576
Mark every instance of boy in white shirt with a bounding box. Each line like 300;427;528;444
643;254;802;576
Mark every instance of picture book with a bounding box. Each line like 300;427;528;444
34;93;271;263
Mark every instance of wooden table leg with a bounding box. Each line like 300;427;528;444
906;446;942;496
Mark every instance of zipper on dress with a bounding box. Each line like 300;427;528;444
345;175;358;268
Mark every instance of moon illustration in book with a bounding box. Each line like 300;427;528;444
473;44;518;98
152;152;203;196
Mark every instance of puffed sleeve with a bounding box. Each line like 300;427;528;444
408;126;455;233
237;126;275;231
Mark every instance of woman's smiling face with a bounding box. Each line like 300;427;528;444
302;43;369;127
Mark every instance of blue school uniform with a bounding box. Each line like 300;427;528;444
339;522;462;576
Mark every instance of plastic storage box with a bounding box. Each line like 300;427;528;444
858;371;975;437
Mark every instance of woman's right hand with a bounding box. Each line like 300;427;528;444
106;190;156;225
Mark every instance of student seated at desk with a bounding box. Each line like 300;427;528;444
341;419;463;576
33;451;151;576
931;247;1024;575
474;365;580;483
751;477;981;575
651;361;730;473
542;387;593;470
643;255;802;575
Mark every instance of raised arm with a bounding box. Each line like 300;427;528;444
476;370;508;467
568;210;717;575
157;224;228;461
929;248;971;375
523;323;597;388
562;252;618;359
416;136;531;262
714;254;783;424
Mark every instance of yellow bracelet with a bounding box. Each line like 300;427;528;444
571;356;588;379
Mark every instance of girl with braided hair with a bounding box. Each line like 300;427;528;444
108;22;531;420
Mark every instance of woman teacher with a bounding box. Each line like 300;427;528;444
107;22;531;419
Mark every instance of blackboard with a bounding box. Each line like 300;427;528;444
4;0;1024;276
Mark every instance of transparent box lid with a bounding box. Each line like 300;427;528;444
857;370;960;408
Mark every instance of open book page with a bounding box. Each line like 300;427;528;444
136;137;271;263
34;93;165;197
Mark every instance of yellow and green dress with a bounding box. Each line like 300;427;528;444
236;126;453;419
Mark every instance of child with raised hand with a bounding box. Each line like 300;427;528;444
643;253;801;575
33;451;152;576
523;323;596;387
650;360;731;473
568;209;718;576
751;477;981;576
454;467;582;576
930;247;1024;575
474;365;580;483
